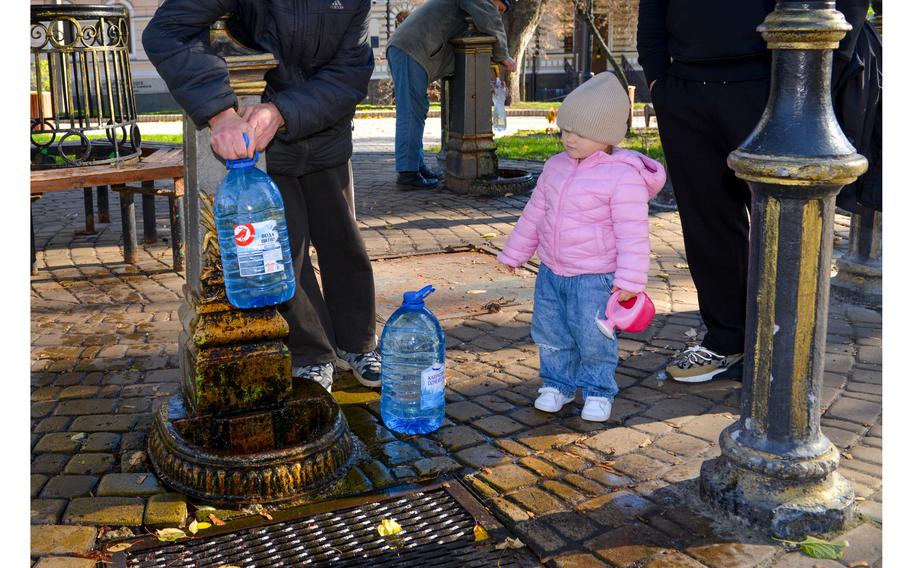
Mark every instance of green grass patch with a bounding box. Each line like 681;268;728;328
357;103;441;111
494;129;563;161
32;133;184;144
429;128;663;163
622;128;664;162
508;101;561;109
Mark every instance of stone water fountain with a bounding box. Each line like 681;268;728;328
441;21;536;196
148;18;360;507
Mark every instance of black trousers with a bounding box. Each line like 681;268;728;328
652;75;770;355
271;162;376;367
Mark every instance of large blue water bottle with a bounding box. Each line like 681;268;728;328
380;285;446;434
214;134;295;308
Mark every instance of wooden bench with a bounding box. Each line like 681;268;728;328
30;145;185;274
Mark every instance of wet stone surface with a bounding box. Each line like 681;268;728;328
30;151;880;566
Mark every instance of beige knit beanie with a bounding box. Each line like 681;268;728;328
556;72;630;146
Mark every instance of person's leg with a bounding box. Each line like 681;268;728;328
388;47;437;188
269;174;337;368
652;76;763;356
300;162;376;355
565;273;620;402
531;265;578;403
388;46;428;173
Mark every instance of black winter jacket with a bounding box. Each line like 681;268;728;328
143;0;374;176
637;0;776;84
637;0;868;84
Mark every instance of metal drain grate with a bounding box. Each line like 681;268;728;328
116;482;526;567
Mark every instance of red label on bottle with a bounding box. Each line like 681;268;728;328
234;224;255;246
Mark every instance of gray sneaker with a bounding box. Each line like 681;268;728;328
292;362;335;393
335;348;381;388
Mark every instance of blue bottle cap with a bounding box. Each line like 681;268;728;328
402;285;435;308
224;132;260;169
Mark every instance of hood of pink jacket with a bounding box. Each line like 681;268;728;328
593;147;665;198
497;148;667;293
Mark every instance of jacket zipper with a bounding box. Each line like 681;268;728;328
551;159;579;275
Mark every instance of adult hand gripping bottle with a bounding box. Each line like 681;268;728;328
380;285;446;434
214;134;295;308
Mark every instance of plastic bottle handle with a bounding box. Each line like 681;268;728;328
240;132;259;163
415;285;435;301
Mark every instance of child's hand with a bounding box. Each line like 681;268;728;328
502;264;516;273
612;287;637;303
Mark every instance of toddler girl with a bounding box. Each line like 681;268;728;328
497;72;666;422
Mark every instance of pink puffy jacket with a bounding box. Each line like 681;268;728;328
497;148;666;293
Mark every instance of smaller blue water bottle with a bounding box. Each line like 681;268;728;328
214;134;295;309
380;285;446;434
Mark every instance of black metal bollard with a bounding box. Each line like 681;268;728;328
699;1;868;539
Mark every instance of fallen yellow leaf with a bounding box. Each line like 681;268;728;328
377;518;403;537
480;233;498;239
155;528;187;542
106;542;133;553
474;524;490;541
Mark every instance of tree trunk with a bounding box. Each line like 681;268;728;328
503;0;547;102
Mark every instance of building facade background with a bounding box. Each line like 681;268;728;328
30;0;643;111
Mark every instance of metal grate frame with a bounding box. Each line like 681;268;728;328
113;481;529;567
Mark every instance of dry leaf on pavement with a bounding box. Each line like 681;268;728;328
106;542;133;553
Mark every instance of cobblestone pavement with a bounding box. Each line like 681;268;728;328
31;150;881;567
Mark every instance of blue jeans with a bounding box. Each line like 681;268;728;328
531;264;620;400
388;46;429;173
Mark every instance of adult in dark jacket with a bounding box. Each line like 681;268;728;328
143;0;381;392
637;0;870;383
833;18;882;212
387;0;516;189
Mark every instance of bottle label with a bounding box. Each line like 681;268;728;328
420;363;445;410
234;220;283;277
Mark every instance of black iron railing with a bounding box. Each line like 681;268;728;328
30;5;141;169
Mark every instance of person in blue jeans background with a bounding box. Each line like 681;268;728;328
387;0;516;189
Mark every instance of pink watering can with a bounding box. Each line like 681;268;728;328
596;291;656;339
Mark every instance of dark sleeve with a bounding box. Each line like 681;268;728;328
141;0;239;129
267;0;374;140
636;0;670;85
835;0;870;61
460;0;510;62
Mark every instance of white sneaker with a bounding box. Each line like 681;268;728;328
581;396;613;422
534;387;574;413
